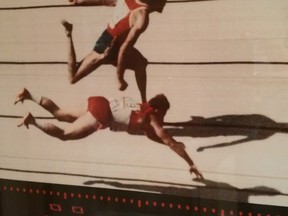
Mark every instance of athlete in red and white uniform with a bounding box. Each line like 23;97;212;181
107;0;148;39
16;89;203;179
61;0;167;103
109;96;153;132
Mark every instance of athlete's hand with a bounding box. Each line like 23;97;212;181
190;165;204;179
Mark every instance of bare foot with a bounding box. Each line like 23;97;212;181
17;113;35;129
14;88;31;105
118;80;128;91
61;19;73;37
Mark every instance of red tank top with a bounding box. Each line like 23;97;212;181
127;103;154;134
107;0;147;37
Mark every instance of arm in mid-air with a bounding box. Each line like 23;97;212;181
146;114;204;179
68;0;116;6
116;10;149;82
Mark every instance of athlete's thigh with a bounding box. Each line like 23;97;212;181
64;100;88;118
64;112;100;140
55;101;87;122
73;51;103;82
120;48;147;70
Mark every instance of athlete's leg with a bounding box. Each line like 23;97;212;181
18;112;100;141
61;20;105;84
15;88;85;122
15;88;39;105
61;20;78;82
40;96;86;122
70;51;104;84
125;48;148;102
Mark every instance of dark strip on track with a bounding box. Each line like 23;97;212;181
0;61;288;65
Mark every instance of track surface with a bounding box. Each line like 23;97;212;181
0;0;287;207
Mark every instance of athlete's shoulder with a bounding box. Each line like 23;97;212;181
125;0;148;9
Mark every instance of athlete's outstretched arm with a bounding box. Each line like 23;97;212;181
146;114;204;179
68;0;116;6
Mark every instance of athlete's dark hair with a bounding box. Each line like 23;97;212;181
148;94;170;111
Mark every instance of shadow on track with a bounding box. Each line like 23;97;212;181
163;114;288;152
84;178;286;203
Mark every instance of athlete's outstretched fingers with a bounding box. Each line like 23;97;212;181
190;165;204;179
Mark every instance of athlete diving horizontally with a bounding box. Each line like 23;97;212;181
15;88;204;179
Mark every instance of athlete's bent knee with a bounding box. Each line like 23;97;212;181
140;57;148;68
